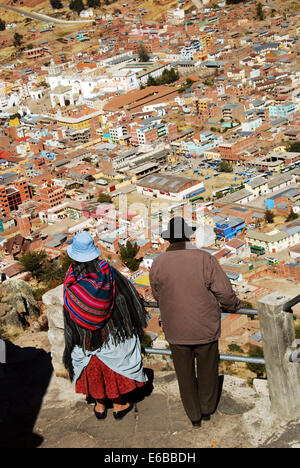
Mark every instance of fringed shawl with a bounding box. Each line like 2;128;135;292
63;265;149;381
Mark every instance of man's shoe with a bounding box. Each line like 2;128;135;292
113;402;134;420
202;414;211;421
192;420;201;428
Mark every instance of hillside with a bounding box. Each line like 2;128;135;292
0;0;195;24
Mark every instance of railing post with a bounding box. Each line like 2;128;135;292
257;292;300;421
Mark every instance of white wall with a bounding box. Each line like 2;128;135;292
137;181;204;201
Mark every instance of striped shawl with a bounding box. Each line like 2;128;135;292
63;263;149;381
64;259;115;331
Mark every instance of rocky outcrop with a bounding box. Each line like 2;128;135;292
0;280;40;332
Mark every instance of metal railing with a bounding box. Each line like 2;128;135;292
143;346;266;365
283;294;300;313
142;296;300;366
142;300;264;365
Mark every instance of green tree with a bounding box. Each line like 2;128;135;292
264;209;274;224
286;141;300;152
226;0;247;3
285;210;299;222
160;67;179;85
178;78;195;93
256;2;265;20
10;112;21;121
146;75;156;87
0;19;5;31
228;344;244;353
50;0;63;8
246;344;266;378
69;0;85;14
58;252;73;278
242;300;254;309
119;240;141;271
203;78;214;87
13;32;23;48
147;68;179;87
295;322;300;340
97;192;112;203
32;287;50;302
138;43;150;62
218;160;233;173
19;250;47;280
140;331;153;352
40;260;62;285
185;78;195;87
87;0;101;6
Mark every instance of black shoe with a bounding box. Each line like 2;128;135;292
113;402;134;420
202;414;211;421
192;420;201;428
94;407;107;420
86;395;95;405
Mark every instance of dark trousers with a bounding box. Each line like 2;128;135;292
169;341;219;422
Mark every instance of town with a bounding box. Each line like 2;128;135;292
0;0;299;367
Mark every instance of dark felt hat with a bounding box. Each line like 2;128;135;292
160;217;196;243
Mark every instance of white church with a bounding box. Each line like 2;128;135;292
46;59;139;109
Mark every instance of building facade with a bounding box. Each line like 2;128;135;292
39;180;66;209
0;178;31;217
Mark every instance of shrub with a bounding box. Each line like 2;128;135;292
228;344;244;353
246;344;265;378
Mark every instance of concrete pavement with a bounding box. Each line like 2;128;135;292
0;342;299;449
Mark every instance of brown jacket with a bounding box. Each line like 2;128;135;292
149;242;242;345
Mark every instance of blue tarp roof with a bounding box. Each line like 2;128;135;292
251;332;262;342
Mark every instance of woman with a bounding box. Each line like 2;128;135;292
63;231;149;420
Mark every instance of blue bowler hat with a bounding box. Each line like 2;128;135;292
67;231;101;262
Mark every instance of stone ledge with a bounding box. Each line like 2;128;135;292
42;284;64;308
42;285;64;376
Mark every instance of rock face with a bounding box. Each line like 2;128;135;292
0;280;40;332
42;284;67;378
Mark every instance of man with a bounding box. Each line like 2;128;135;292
149;217;242;427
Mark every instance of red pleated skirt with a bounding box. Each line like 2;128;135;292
75;355;146;400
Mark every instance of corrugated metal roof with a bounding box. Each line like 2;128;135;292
46;240;61;248
246;229;287;241
246;177;267;188
137;174;199;193
282;225;300;236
